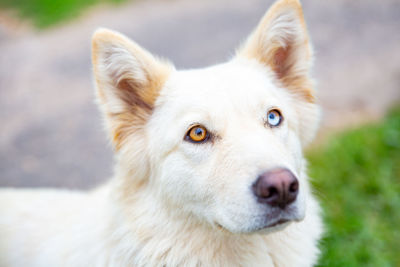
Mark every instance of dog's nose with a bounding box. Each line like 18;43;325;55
252;168;299;209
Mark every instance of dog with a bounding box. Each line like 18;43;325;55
0;0;323;266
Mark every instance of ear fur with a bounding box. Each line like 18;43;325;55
238;0;314;102
92;28;172;150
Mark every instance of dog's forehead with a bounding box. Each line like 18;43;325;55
161;59;282;112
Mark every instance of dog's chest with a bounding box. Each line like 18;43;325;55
106;230;276;267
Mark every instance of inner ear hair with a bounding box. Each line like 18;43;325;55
116;79;153;112
273;45;292;79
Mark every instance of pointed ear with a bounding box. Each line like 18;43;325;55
92;28;172;150
237;0;314;102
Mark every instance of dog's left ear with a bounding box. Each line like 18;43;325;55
239;0;320;145
238;0;314;102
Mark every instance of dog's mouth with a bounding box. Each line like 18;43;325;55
250;208;304;233
214;204;304;234
266;218;289;228
214;217;294;234
251;217;292;233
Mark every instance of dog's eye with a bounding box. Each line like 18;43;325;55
185;125;209;143
266;109;282;127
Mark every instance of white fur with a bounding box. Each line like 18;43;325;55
0;0;323;266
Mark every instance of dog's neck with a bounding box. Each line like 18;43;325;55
104;174;275;266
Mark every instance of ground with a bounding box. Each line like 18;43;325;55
0;0;399;188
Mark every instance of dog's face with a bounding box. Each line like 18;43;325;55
92;0;320;234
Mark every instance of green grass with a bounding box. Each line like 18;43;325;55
0;0;126;28
308;107;400;267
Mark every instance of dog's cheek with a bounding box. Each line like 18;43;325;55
284;130;304;175
285;131;311;219
294;101;321;147
155;151;216;217
294;165;312;220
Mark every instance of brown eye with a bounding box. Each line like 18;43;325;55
186;125;209;143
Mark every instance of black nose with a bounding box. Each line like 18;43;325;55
252;168;299;209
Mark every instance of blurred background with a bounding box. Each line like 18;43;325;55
0;0;399;265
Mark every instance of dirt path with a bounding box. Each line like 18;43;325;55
1;0;399;188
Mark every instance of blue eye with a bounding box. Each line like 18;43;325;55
266;109;282;127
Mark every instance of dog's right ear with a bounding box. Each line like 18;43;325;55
92;29;172;150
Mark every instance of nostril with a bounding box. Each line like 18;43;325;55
267;186;278;198
253;178;279;199
259;185;279;200
289;180;299;193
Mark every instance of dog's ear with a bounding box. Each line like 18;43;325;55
238;0;314;102
92;28;172;150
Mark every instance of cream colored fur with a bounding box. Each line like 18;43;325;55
0;0;323;266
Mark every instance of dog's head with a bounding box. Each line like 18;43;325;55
92;0;320;234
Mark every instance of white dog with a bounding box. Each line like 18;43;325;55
0;0;323;266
